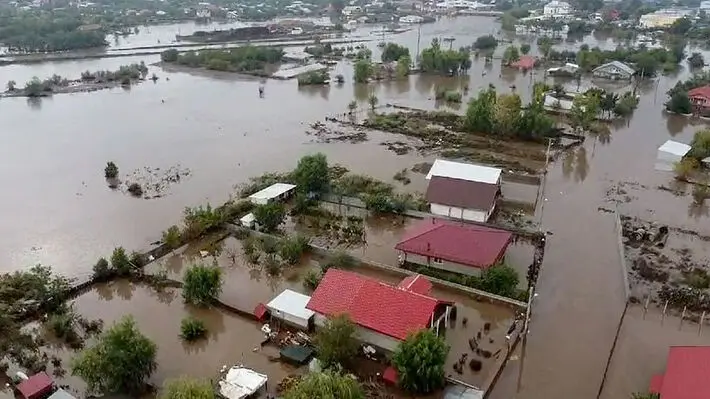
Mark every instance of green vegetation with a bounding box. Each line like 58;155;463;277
381;42;410;63
574;44;682;77
520;43;531;55
182;264;223;306
160;377;215;399
72;316;157;395
283;371;364;399
293;153;330;195
303;269;323;290
111;246;133;276
667;70;710;114
279;235;309;265
435;87;462;103
321;250;357;272
689;129;710;162
502;45;520;65
368;94;379;110
253;202;287;233
473;35;498;52
304;43;342;58
354;59;373;83
674;158;699;181
688;52;705;69
162;225;182;250
0;13;106;53
127;182;143;197
392;330;449;394
631;393;659;399
6;80;16;91
179;317;207;341
162;46;283;73
396;55;412;78
182;204;226;240
419;39;471;76
666;91;693;114
104;162;119;179
314;314;358;369
297;70;329;86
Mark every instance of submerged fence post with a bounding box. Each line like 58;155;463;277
662;301;668;326
643;295;650;320
699;311;706;336
679;306;687;330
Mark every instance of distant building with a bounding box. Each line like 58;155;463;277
592;61;635;80
425;159;502;222
701;0;710;10
688;85;710;112
546;62;580;76
399;15;424;23
512;55;536;70
395;218;513;276
639;9;692;28
650;346;710;399
543;1;571;16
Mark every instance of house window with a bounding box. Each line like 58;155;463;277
433;257;443;264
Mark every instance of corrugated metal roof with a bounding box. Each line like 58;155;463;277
426;159;502;185
266;289;315;321
658;140;691;157
593;60;634;75
248;183;296;201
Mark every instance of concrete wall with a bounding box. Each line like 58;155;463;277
404;252;483;277
430;203;491;223
314;313;401;352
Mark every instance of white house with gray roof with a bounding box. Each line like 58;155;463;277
592;61;635;80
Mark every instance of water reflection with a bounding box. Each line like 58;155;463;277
353;83;370;101
415;74;437;97
297;85;330;100
665;113;689;136
562;146;589;182
26;97;42;110
688;200;710;219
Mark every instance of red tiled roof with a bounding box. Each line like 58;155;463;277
17;372;53;399
426;176;499;211
254;303;268;321
512;55;535;70
306;269;439;340
689;85;710;100
651;346;710;399
397;274;433;295
395;218;512;269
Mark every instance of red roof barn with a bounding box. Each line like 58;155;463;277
512;55;536;70
395;218;513;276
650;346;710;399
16;372;54;399
688;85;710;111
306;269;448;351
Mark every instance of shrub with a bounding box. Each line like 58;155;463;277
111;247;132;276
253;202;286;233
393;330;448;393
303;269;322;290
104;162;119;179
162;225;182;250
259;235;279;254
321;251;357;272
264;254;282;276
279;235;310;265
92;257;113;280
179;317;207;341
674;158;699;181
182;264;222;306
127;183;143;197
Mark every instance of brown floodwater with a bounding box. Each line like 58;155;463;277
4;14;710;399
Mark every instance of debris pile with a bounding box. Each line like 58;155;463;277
307;121;368;144
123;165;191;199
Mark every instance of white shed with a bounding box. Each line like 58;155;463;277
266;289;315;329
426;159;502;184
248;183;297;205
239;212;256;228
218;367;268;399
656;140;691;172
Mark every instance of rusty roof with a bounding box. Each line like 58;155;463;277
425;176;499;211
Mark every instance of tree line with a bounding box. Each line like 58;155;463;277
160;46;284;73
0;12;106;52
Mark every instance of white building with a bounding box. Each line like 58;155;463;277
265;289;315;329
543;1;571;16
656;140;691;172
639;9;693;29
399;15;424;24
425;159;502;223
247;183;296;205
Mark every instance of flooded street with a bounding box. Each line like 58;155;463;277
3;14;710;399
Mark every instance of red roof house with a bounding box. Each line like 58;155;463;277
395;218;513;276
689;85;710;111
512;55;536;70
426;176;500;223
306;269;445;351
397;274;433;295
16;372;54;399
650;346;710;399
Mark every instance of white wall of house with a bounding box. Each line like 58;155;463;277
313;314;402;352
404;253;484;277
430;203;493;222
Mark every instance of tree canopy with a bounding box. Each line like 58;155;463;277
293;153;330;195
182;264;223;306
253;202;287;233
392;329;449;394
72;316;157;395
160;377;214;399
283;371;364;399
314;314;358;369
419;39;471;76
381;42;410;63
353;59;373;83
164;46;283;73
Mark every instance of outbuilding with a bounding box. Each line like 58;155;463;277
15;372;54;399
656;140;691;172
265;289;315;330
248;183;296;205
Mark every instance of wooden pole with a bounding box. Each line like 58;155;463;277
679;306;687;330
516;286;535;393
643;295;650;320
662;300;668;326
699;311;705;336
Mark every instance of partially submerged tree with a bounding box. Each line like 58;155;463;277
110;247;132;276
293;153;330;195
502;45;520;65
520;43;531;55
283;371;364;399
104;161;119;179
381;42;410;63
688;52;705;69
392;329;449;394
347;100;358;114
92;257;113;281
666;91;692;114
6;80;16;91
353;59;373;83
162;225;182;250
368;94;379;110
253;202;287;233
179;317;207;341
314;314;358;369
72;316;157;395
279;235;309;265
160;377;215;399
182;264;223;306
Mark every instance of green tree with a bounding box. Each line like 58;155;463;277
347;100;358;114
92;258;113;281
72;316;157;395
381;42;410;62
293;153;330;195
689;129;710;161
392;330;449;394
494;93;522;135
160;377;214;399
570;92;601;132
253;202;287;233
688;52;705;69
354;59;372;83
111;247;132;276
284;371;364;399
279;235;309;265
182;264;223;306
669;17;692;35
537;37;553;58
632;52;659;77
502;45;520;65
179;317;207;341
162;225;182;250
599;92;619;118
24;77;47;97
666;91;693;114
478;264;520;297
6;80;16;91
104;161;119;179
314;314;358;369
464;86;497;133
473;35;498;50
674;158;699;180
520;43;531;55
396;55;411;78
368;93;379;110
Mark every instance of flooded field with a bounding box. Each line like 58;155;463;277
4;13;710;399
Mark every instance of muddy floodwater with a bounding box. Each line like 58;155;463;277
4;14;710;399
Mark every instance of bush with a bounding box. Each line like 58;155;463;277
160;377;214;399
253;202;286;233
674;158;699;181
127;183;143;197
303;269;322;290
104;162;119;179
111;247;132;276
392;330;448;393
321;250;357;272
279;235;310;265
92;257;113;280
182;204;225;240
314;314;358;369
179;317;207;341
162;225;182;250
666;91;692;114
264;254;282;276
182;264;222;306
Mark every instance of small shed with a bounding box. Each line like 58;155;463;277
248;183;297;205
240;212;256;228
16;372;53;399
280;345;315;365
218;367;268;399
656;140;691;171
48;389;78;399
266;289;314;329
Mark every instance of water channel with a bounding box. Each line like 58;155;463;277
2;14;710;398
